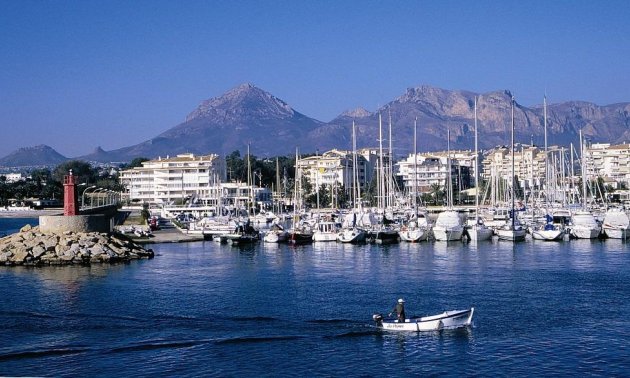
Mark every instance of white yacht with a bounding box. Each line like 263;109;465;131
433;210;464;241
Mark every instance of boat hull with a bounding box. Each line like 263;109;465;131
496;228;527;242
569;226;601;239
374;308;474;332
399;228;428;242
603;227;629;239
433;227;463;241
532;229;565;241
337;228;366;243
467;226;493;241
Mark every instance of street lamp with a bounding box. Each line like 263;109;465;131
81;185;97;207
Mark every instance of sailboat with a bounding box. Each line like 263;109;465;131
400;117;430;242
467;97;493;241
371;112;399;244
338;120;368;243
569;129;602;239
496;96;527;242
288;149;314;245
532;96;565;241
433;129;464;241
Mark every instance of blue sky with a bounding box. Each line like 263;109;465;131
1;0;629;158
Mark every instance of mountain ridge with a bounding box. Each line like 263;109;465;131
3;84;630;166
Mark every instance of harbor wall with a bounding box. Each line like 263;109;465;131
39;214;112;233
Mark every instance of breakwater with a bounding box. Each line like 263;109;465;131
0;224;154;266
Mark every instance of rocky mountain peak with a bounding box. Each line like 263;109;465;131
185;83;297;122
340;107;372;118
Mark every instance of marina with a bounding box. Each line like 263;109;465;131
0;216;628;376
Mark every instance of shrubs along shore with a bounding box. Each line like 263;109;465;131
0;224;154;266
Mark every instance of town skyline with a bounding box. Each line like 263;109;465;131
2;1;630;158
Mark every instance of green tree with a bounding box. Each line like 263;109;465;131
52;160;98;185
429;183;444;206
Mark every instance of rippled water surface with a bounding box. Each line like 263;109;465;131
1;225;629;376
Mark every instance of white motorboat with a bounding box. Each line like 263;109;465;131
569;210;601;239
372;308;474;332
312;221;341;242
432;210;464;241
602;208;630;239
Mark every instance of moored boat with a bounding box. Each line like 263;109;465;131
433;210;464;241
602;208;630;239
569;210;601;239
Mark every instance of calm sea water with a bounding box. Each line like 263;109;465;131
0;217;38;235
0;218;629;376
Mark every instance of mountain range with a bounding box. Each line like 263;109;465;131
2;83;630;166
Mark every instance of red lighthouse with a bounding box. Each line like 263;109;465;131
63;170;79;216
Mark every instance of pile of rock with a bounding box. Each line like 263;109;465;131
0;224;154;266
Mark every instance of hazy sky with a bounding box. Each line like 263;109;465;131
1;0;629;158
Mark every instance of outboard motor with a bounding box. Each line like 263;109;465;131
372;313;383;326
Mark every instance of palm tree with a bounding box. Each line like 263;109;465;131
429;183;444;206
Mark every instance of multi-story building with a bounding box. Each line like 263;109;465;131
480;144;571;188
295;148;384;194
119;153;227;205
584;143;630;187
396;150;474;195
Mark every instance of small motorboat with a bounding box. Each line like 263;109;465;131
372;308;474;332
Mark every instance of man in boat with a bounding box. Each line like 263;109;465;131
389;298;406;322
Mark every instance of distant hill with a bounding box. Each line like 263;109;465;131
0;145;67;167
6;84;630;164
83;83;324;162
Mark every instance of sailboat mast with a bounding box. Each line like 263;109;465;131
543;95;549;211
447;128;452;208
378;113;384;210
413;117;418;213
388;110;393;209
511;96;516;229
247;143;252;215
474;97;480;223
353;121;361;208
580;129;587;209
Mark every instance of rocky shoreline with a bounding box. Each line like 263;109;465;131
0;224;154;266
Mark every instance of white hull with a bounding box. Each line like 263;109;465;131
532;229;565;241
312;232;338;242
399;228;428;242
569;225;601;239
496;228;527;241
602;209;630;240
432;226;463;241
467;225;493;241
603;227;629;240
374;308;474;332
263;230;288;243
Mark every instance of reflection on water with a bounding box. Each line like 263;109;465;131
0;236;628;377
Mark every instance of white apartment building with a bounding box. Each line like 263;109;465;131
480;145;571;188
120;153;227;205
584;143;630;186
396;150;475;194
296;148;382;194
